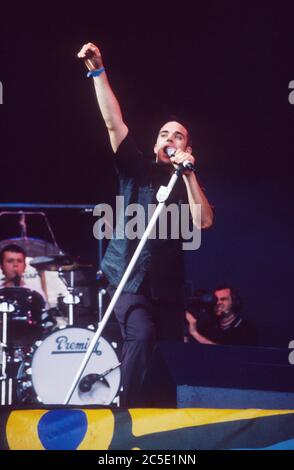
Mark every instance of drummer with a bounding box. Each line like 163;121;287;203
0;244;46;299
0;244;62;336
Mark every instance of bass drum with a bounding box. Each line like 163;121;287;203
17;327;121;405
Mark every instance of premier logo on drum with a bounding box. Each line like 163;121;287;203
52;335;102;356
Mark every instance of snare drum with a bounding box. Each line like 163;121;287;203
17;327;121;405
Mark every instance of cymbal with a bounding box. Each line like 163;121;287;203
30;255;92;272
0;237;60;258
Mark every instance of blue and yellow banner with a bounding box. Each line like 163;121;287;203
1;408;294;450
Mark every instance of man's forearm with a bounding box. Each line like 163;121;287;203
93;73;123;130
192;330;216;344
183;172;214;229
188;324;216;344
92;73;128;152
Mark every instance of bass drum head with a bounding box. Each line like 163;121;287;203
31;327;121;405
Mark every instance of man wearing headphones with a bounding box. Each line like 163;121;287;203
186;286;257;346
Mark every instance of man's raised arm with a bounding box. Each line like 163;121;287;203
77;42;128;153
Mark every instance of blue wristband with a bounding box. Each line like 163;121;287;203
87;67;105;78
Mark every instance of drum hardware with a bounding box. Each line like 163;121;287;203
57;271;81;326
30;255;93;273
0;212;120;406
0;211;60;254
96;270;107;323
30;255;93;326
0;299;13;404
16;344;43;403
40;308;55;327
98;288;107;323
0;213;58;404
68;270;107;323
0;288;45;344
0;289;45;405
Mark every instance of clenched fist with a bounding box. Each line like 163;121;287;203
77;42;104;71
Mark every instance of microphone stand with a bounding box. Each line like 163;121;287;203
63;165;185;404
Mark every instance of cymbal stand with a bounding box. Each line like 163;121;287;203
58;270;81;326
96;270;106;323
98;288;106;323
0;211;60;251
0;300;14;405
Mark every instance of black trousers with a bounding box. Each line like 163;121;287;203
108;287;183;407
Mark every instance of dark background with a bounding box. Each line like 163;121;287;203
0;1;294;346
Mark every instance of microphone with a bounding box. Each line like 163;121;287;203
79;373;110;392
14;274;21;287
165;147;194;171
165;146;177;158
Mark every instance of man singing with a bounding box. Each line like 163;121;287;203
78;42;213;406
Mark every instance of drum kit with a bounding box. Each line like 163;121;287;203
0;242;121;407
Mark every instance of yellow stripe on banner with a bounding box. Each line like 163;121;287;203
130;408;294;436
78;410;114;450
6;410;48;450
